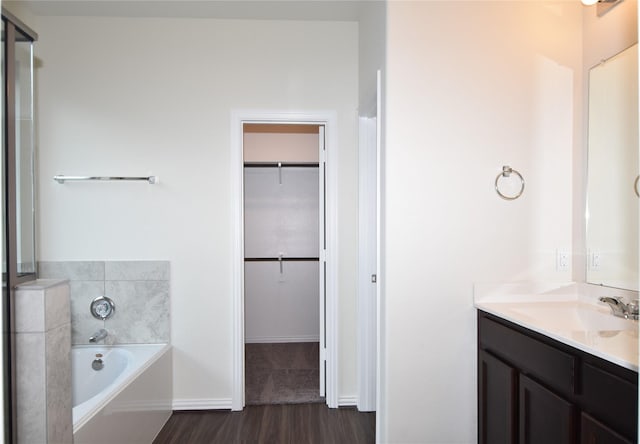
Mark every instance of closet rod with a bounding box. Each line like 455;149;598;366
244;257;319;262
244;162;319;168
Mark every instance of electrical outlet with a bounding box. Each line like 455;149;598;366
556;250;569;271
591;251;601;270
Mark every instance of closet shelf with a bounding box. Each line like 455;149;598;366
244;162;319;168
244;257;319;262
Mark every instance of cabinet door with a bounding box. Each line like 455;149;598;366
581;362;638;441
478;350;517;444
581;412;633;444
519;374;576;444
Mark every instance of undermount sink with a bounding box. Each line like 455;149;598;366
509;303;638;332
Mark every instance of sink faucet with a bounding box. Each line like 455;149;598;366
89;328;108;343
599;297;639;320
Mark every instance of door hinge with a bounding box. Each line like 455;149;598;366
371;274;377;283
320;347;327;362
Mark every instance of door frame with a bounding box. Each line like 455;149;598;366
230;110;339;410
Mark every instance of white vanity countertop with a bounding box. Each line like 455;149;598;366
474;282;639;372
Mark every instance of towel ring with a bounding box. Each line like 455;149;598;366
635;175;639;198
495;166;525;200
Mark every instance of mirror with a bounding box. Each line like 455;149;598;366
586;43;638;291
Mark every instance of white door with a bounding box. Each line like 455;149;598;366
357;70;381;412
357;116;377;411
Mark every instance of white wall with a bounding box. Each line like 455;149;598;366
244;161;320;343
358;1;386;115
244;167;319;258
243;128;319;163
583;0;638;68
35;16;359;406
383;2;580;442
3;2;36;31
245;261;320;342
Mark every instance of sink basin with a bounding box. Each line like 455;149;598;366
509;303;638;332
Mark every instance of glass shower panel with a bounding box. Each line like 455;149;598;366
14;31;35;276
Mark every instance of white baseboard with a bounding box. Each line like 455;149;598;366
173;396;355;410
245;335;320;344
338;396;358;407
172;398;232;410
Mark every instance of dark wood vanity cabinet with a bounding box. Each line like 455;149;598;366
581;413;633;444
478;310;638;444
519;374;576;443
479;349;518;443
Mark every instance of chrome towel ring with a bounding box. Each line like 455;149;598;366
495;166;525;200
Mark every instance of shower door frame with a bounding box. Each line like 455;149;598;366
2;10;38;443
230;110;339;410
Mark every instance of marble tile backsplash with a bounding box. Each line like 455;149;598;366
38;261;170;345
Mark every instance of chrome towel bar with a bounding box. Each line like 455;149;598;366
54;175;157;184
244;257;320;262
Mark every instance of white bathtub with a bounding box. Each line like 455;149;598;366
72;344;172;444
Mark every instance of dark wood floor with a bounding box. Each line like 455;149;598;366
153;404;376;444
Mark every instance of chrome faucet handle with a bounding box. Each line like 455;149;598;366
626;299;639;316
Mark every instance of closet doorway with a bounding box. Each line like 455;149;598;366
242;123;326;406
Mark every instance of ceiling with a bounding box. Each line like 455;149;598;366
12;0;369;21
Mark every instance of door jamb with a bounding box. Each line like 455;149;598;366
230;110;339;410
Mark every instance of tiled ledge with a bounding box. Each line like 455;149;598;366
17;278;69;290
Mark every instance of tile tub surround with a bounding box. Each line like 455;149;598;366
474;282;639;371
38;261;170;345
15;279;72;444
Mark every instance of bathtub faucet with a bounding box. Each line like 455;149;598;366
89;328;108;343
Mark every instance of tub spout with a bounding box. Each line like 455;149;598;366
89;328;108;343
